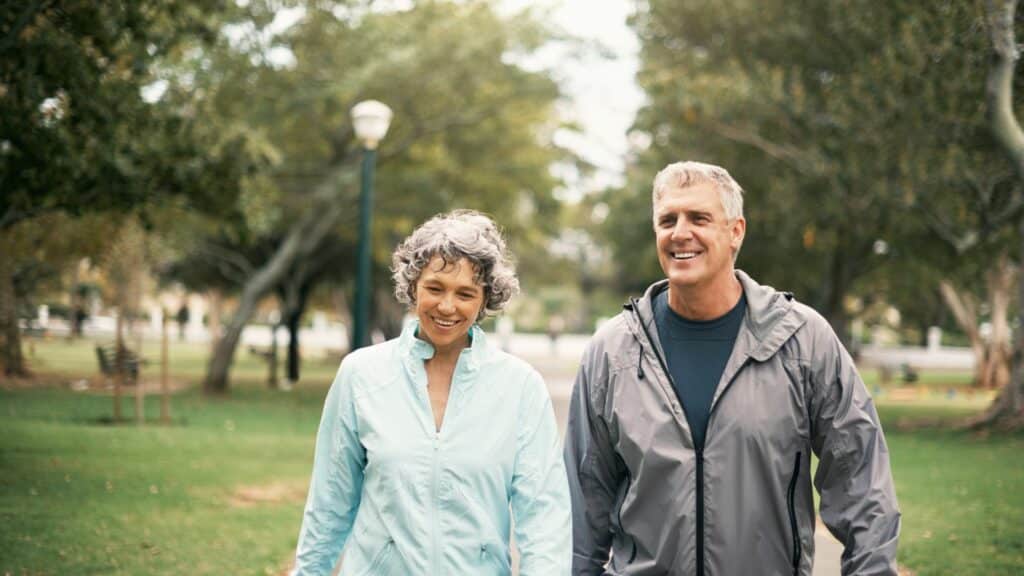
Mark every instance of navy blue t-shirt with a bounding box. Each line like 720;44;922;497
653;288;747;450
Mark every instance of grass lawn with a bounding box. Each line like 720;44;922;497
2;337;1023;575
875;402;1024;575
2;337;337;576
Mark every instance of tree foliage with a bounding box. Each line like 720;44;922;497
613;0;1018;344
0;0;261;229
153;1;572;392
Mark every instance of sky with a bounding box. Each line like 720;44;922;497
505;0;645;197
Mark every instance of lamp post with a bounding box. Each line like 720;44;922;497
350;100;392;350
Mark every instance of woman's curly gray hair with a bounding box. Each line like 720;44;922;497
391;210;520;321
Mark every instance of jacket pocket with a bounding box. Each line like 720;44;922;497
479;541;511;574
786;452;803;576
354;537;395;576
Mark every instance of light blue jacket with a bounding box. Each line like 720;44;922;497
292;321;571;575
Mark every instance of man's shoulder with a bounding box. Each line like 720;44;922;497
779;299;849;362
588;312;634;350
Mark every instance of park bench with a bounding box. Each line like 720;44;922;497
247;345;274;360
878;361;918;384
95;344;142;384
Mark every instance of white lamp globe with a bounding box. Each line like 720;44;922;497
351;100;393;150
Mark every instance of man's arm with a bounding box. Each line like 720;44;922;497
563;348;624;575
292;360;366;576
808;322;901;575
511;370;572;575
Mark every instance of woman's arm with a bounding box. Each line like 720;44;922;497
511;370;572;575
292;360;366;576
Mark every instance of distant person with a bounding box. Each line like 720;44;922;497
564;162;900;575
292;210;570;575
547;314;565;355
175;304;189;341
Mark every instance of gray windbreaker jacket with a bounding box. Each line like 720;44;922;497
565;271;900;575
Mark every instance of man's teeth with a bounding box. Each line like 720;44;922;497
672;252;698;260
434;318;458;327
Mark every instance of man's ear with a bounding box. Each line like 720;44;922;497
730;217;746;251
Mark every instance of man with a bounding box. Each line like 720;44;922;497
564;161;900;575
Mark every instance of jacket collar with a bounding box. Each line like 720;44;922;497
629;270;806;362
397;317;486;377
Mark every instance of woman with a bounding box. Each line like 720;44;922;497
292;210;570;575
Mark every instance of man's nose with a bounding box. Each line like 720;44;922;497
671;218;693;240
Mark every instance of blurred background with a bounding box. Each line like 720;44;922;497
2;0;1022;574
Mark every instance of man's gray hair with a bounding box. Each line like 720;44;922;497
391;209;519;321
652;161;745;221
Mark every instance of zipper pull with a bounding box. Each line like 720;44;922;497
637;344;646;379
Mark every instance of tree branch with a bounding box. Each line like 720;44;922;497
697;118;825;176
986;0;1024;180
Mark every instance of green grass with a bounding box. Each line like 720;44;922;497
875;399;1024;574
2;338;1022;575
2;337;336;576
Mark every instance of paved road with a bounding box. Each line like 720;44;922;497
532;364;843;576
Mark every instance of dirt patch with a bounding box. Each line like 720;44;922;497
229;481;308;508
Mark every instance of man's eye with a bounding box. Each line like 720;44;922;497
427;286;442;294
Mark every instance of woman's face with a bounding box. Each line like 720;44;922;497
414;256;485;353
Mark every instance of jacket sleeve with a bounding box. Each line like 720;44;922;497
511;370;573;575
808;322;901;576
563;345;623;575
292;359;366;576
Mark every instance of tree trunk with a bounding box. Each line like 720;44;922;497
202;174;348;393
286;311;301;384
268;322;279;389
203;283;264;394
0;235;27;377
207;289;222;352
821;249;851;349
973;0;1024;428
984;258;1013;390
938;257;1014;391
113;309;124;422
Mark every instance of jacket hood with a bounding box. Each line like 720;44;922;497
626;270;806;361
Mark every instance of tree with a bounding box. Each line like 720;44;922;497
0;1;260;375
620;0;982;343
973;0;1024;428
0;212;110;376
166;1;569;393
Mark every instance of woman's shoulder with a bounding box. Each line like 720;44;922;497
480;346;547;396
335;338;402;382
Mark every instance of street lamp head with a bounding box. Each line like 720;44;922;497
351;100;393;150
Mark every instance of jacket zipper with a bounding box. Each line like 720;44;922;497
630;298;706;576
787;452;802;575
432;431;441;575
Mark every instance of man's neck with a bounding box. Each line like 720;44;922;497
667;273;743;321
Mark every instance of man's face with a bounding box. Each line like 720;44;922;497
653;182;745;292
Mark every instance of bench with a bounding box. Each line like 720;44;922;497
878;361;918;384
95;344;142;384
248;345;275;360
